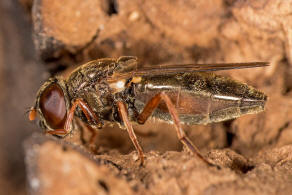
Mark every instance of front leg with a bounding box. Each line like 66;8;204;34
137;92;215;167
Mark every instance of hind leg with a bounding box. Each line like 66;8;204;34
137;92;215;166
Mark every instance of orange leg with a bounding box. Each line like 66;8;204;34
117;101;144;166
138;92;215;166
48;98;100;136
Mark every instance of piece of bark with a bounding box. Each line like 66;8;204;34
24;134;292;195
31;0;288;73
24;134;134;195
32;0;107;61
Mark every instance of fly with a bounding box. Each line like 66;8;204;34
29;56;268;166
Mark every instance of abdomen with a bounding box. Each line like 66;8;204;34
133;72;266;125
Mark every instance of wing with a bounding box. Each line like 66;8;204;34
108;62;269;81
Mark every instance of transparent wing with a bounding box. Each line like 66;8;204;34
107;62;269;81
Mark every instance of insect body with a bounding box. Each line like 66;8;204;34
29;56;268;166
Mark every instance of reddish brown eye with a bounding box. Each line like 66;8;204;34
40;83;67;129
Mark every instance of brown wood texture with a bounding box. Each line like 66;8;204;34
2;0;292;194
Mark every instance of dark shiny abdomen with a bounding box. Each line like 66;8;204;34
133;72;266;125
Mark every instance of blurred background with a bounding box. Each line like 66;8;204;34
0;1;44;194
2;0;292;194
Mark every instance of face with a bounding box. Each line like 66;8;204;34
29;78;69;132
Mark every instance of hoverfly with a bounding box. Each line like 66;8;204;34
29;56;268;166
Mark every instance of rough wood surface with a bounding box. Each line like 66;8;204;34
25;134;292;195
2;0;292;194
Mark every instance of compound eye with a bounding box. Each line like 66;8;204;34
40;83;67;129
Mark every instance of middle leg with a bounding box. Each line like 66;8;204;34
117;101;145;165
